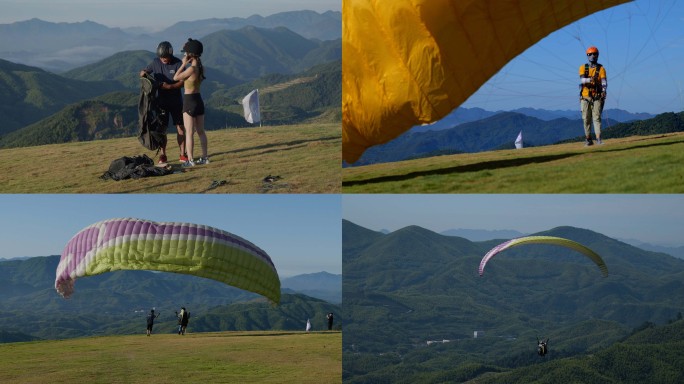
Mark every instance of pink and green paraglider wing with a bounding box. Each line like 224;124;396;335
479;235;608;277
55;218;281;304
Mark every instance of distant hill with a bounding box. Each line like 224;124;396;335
214;60;342;125
342;220;684;382
413;107;656;133
0;255;341;341
281;271;342;304
0;11;341;72
199;26;339;81
0;58;125;135
602;111;684;139
0;98;138;148
351;112;601;165
0;60;340;148
0;18;134;72
620;240;684;260
440;228;528;242
0;92;242;149
510;107;655;123
157;10;342;42
62;27;339;87
351;111;684;166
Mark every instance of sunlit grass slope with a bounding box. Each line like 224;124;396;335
343;133;684;193
0;331;341;384
0;123;340;193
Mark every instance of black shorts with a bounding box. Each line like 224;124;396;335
183;93;205;117
159;100;183;127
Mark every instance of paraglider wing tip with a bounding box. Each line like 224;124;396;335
55;278;75;299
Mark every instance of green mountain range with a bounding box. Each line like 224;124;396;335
350;111;684;166
342;220;684;383
0;25;341;148
0;58;124;135
198;26;340;80
0;256;341;343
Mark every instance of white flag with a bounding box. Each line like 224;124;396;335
515;130;523;149
242;89;261;124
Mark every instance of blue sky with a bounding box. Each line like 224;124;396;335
461;0;684;114
1;0;340;29
343;194;684;247
0;195;341;277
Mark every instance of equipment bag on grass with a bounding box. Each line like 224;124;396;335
100;154;172;181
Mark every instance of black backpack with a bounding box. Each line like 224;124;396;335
138;73;168;151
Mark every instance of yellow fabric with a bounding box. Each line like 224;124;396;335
342;0;631;163
579;64;607;99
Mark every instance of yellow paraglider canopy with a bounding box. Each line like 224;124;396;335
342;0;630;163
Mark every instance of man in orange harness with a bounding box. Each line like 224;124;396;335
579;46;607;146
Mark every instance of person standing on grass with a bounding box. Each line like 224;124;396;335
146;309;160;336
176;307;190;335
173;38;208;167
579;46;607;146
140;41;187;163
327;312;334;331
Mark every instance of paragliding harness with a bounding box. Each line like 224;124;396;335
580;64;604;101
537;338;549;357
138;73;168;152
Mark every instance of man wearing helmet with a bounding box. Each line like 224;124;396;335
139;41;187;163
579;46;607;146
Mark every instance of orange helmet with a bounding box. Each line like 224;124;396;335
586;46;599;55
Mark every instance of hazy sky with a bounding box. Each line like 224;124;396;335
461;0;684;114
343;194;684;247
0;195;341;277
1;0;340;29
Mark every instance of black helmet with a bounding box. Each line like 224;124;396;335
156;41;173;58
181;38;203;56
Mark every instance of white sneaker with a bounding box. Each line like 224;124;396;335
182;160;195;168
196;157;210;165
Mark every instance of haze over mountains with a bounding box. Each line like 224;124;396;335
412;106;655;133
342;220;684;382
0;11;341;72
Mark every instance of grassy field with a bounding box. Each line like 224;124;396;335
343;132;684;193
0;331;341;383
0;123;340;193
